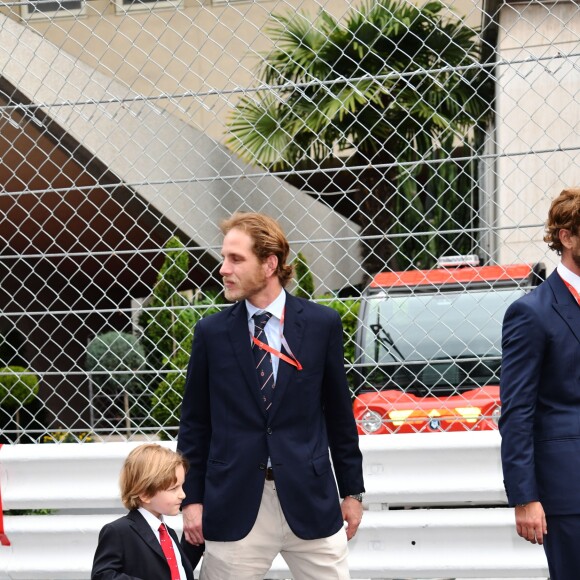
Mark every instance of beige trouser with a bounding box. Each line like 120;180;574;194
200;479;350;580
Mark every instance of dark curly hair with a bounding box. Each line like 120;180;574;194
544;188;580;254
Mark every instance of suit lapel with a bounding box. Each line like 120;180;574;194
549;271;580;345
127;510;165;562
168;527;194;580
228;301;266;414
128;511;194;580
269;293;305;421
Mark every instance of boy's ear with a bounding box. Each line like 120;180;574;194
138;493;151;506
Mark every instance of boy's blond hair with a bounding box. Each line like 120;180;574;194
120;444;188;510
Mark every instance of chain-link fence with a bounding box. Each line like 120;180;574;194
0;0;578;443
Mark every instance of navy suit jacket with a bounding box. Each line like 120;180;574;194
177;292;364;541
91;510;195;580
499;270;580;515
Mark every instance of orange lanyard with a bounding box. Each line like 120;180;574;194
251;308;303;371
560;275;580;306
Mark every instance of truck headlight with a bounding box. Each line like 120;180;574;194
491;405;501;426
360;410;382;434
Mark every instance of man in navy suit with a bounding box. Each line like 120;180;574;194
500;187;580;579
177;212;365;579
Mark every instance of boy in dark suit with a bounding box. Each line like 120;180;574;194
91;443;202;580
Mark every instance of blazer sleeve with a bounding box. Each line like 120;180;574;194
177;318;212;505
91;523;144;580
321;309;365;497
499;298;545;506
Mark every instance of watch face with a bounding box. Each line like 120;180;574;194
349;493;363;502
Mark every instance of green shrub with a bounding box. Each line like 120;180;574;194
149;291;224;436
294;252;315;299
151;370;186;440
0;366;39;409
86;331;146;389
322;297;361;393
85;331;148;431
322;297;360;365
139;237;192;372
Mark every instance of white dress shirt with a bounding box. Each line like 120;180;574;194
137;507;186;579
246;288;286;381
557;261;580;299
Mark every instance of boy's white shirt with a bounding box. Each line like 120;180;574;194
137;506;187;579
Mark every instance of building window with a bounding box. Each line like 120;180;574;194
22;0;84;19
114;0;182;13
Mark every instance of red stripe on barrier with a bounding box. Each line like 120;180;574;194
0;444;11;546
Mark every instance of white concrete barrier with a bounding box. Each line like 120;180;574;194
0;433;549;579
360;430;507;508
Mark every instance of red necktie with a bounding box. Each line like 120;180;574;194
158;523;180;580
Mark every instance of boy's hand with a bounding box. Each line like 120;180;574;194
182;503;204;545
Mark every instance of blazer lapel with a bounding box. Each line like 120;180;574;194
127;510;165;562
269;292;305;421
549;271;580;345
228;301;266;414
168;527;194;580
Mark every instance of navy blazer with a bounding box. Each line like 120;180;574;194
177;292;364;541
91;510;195;580
499;270;580;514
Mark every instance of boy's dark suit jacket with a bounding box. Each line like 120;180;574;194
91;510;201;580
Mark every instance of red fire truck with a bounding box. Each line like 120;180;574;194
353;255;545;434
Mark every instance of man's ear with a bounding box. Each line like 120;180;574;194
559;228;573;250
264;255;278;277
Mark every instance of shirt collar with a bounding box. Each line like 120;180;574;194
137;506;164;533
246;289;286;322
557;261;580;295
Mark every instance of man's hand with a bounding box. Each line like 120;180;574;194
182;503;204;546
341;496;363;541
515;501;547;545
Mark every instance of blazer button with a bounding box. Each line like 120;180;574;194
266;427;272;435
259;463;266;470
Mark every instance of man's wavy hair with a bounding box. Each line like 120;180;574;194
221;212;294;287
544;187;580;255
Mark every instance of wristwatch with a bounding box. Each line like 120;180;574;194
347;493;364;502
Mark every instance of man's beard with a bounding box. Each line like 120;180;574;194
223;273;267;302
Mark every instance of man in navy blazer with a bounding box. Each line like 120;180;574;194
500;187;580;579
177;212;365;579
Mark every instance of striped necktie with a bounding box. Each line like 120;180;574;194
252;312;275;411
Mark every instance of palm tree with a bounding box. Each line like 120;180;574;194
227;0;493;274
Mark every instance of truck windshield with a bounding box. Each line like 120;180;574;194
360;288;527;395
